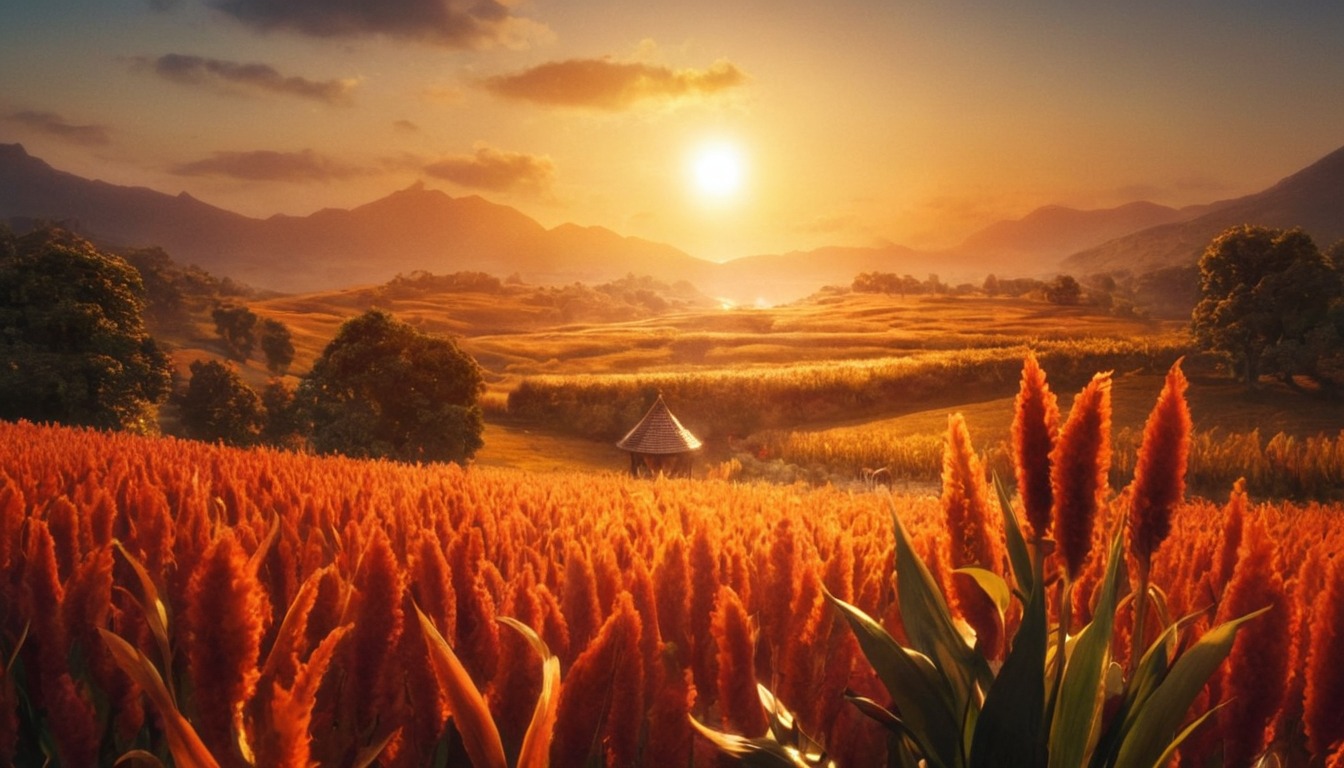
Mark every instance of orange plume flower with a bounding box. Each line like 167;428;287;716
1305;553;1344;757
1013;352;1060;541
186;530;270;759
942;412;1004;658
1051;372;1113;580
549;592;643;768
1214;520;1288;767
1127;360;1191;573
713;585;766;737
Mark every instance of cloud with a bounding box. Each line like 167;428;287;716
171;149;369;182
210;0;548;49
393;119;419;132
483;57;748;110
7;111;111;146
423;144;554;193
146;53;358;104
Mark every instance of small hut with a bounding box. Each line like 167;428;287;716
616;394;702;477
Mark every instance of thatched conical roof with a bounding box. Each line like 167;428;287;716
616;395;702;454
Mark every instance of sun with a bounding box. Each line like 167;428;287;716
689;141;746;201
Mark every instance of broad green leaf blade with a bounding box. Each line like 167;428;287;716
689;716;814;768
953;567;1012;618
827;590;959;768
993;472;1035;598
499;616;562;768
970;556;1047;768
113;749;167;767
1149;702;1226;768
352;728;399;768
1049;530;1126;768
1112;607;1270;768
98;629;221;768
113;541;174;697
892;506;994;738
417;605;507;768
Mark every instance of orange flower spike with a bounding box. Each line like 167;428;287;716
549;593;643;768
652;533;690;665
345;527;406;734
1013;352;1060;541
713;585;766;737
1215;520;1289;767
1305;554;1344;758
186;530;270;759
560;542;602;659
1051;372;1113;580
942;413;1004;659
1128;360;1192;573
687;525;720;697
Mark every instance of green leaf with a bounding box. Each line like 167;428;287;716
970;553;1047;768
953;567;1012;619
891;505;993;745
993;472;1035;598
1112;607;1270;768
416;605;507;768
827;590;960;768
689;715;821;768
498;617;562;768
1049;530;1126;768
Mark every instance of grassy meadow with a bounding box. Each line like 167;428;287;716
170;280;1344;496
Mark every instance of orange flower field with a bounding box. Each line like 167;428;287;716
3;362;1344;766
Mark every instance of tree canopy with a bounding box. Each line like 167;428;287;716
1192;225;1342;386
297;309;485;463
177;359;265;445
0;226;172;430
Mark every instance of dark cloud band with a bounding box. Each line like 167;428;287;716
423;145;553;193
149;53;356;104
171;149;367;182
483;57;748;110
7;111;111;146
210;0;544;49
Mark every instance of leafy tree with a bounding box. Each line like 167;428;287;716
297;309;485;463
0;226;172;431
212;304;258;362
258;318;295;375
1044;274;1082;305
1192;225;1341;386
177;359;265;445
259;378;305;449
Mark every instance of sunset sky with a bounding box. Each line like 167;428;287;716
3;0;1343;262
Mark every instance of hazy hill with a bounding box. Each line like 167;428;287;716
953;201;1202;271
1064;143;1344;274
0;144;712;293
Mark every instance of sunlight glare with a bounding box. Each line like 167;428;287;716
690;141;746;201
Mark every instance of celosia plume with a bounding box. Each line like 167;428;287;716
549;592;643;768
1214;520;1289;767
186;529;270;760
1051;372;1113;580
941;412;1003;658
1305;554;1344;757
1013;352;1060;541
1127;359;1191;573
713;585;766;737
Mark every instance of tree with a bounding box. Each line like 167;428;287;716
212;304;258;361
258;318;295;375
1192;225;1341;386
177;359;265;445
259;378;305;449
1044;274;1082;305
297;309;485;463
0;226;172;431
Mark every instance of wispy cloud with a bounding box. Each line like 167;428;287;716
423;144;554;193
483;57;748;111
210;0;549;49
7;111;111;146
171;149;369;182
144;53;358;104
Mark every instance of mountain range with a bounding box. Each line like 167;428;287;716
3;141;1342;302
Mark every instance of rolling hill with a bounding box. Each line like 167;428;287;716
5;140;1342;300
1064;143;1344;274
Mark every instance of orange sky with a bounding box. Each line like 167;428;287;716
3;1;1343;263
